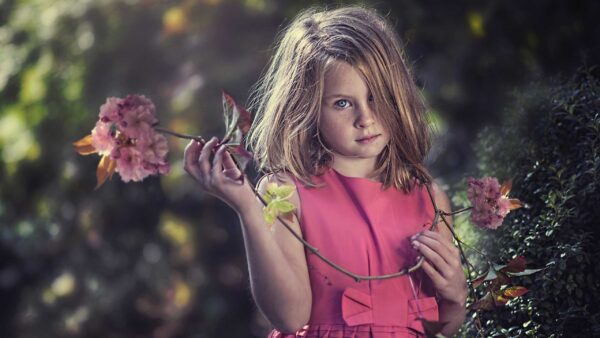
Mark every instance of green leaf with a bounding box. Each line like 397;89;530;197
264;210;275;226
506;268;545;276
261;182;297;229
267;183;295;200
485;268;498;281
271;200;295;213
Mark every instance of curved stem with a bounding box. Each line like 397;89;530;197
443;206;473;215
155;127;206;143
153;127;476;282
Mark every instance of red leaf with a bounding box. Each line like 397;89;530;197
472;271;488;288
73;134;97;155
489;271;512;289
226;143;253;172
222;90;253;142
471;292;496;311
502;256;527;273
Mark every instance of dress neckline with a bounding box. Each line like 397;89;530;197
327;166;426;195
328;167;384;185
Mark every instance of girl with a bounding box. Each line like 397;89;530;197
183;5;467;338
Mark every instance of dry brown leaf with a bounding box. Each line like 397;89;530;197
73;134;97;155
95;155;117;190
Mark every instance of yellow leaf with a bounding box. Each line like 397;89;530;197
264;208;275;229
262;182;297;230
73;135;96;155
494;292;509;304
95;155;116;190
273;200;295;213
503;286;528;298
266;183;295;199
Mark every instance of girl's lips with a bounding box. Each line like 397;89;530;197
356;134;380;143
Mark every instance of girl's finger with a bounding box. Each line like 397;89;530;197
414;231;458;266
222;146;239;171
411;238;450;277
183;140;203;177
211;144;227;182
420;259;445;287
198;137;218;176
220;149;244;185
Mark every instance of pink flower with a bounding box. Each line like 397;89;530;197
138;132;169;163
467;177;523;229
120;94;155;114
91;121;115;156
99;97;123;123
121;105;158;139
114;146;154;182
78;94;170;188
137;131;171;176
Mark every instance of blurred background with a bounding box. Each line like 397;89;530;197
1;0;598;337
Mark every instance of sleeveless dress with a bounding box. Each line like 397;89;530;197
267;167;440;338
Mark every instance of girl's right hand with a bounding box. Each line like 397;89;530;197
183;136;256;213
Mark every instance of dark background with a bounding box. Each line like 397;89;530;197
0;0;598;337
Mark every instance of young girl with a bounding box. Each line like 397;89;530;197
183;5;467;338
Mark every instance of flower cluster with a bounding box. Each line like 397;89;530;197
74;95;170;187
96;95;170;181
466;177;519;229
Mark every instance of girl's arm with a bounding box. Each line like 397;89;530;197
411;182;467;337
240;173;312;333
183;138;311;333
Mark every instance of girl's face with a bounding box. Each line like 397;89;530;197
319;61;390;168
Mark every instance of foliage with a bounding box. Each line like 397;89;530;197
261;183;295;229
458;67;600;337
0;0;598;337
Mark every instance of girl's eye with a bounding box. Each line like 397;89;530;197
334;99;351;109
368;95;374;102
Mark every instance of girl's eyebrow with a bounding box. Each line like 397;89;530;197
323;93;371;100
323;93;356;100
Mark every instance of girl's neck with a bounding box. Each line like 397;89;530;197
330;157;381;181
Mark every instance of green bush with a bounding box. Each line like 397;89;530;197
458;67;600;337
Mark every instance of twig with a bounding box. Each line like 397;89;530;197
155;127;206;143
158;128;477;283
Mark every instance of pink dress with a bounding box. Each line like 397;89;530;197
267;167;439;338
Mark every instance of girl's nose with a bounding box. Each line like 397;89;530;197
355;106;375;128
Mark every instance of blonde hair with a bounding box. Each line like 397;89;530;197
246;5;435;192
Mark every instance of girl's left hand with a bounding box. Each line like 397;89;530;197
411;230;467;305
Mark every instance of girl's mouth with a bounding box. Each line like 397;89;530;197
356;134;380;143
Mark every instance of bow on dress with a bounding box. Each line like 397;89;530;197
341;286;439;335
